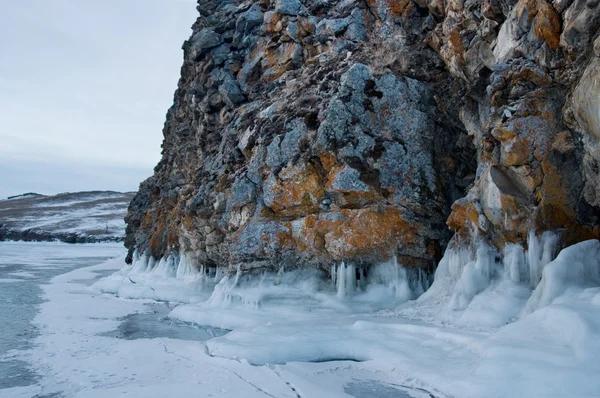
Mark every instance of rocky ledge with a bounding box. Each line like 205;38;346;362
125;0;600;275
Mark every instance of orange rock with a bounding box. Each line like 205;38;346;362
503;137;533;166
440;27;467;79
294;207;419;261
318;152;337;173
447;197;484;239
265;163;325;217
264;12;282;33
262;42;301;82
387;0;412;14
514;0;561;49
447;200;467;231
492;124;533;167
539;160;576;227
480;166;530;240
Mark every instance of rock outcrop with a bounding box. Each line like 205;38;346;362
125;0;600;275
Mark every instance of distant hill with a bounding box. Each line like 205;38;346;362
0;191;135;243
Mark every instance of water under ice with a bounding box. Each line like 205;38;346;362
4;234;600;398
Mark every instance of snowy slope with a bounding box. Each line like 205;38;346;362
0;191;134;243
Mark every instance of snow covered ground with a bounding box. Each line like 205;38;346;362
2;236;600;397
0;191;134;242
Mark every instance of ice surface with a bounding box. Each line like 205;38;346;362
5;236;600;398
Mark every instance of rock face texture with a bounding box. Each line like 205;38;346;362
126;0;600;274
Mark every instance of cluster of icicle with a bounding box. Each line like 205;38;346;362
128;250;225;282
427;230;571;314
125;230;600;315
332;257;432;300
206;265;264;309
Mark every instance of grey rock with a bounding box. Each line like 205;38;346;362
280;119;307;163
275;0;302;15
219;75;246;106
262;173;278;209
286;23;301;42
238;56;262;93
227;177;257;210
213;192;227;213
266;136;283;168
339;63;371;91
231;220;290;260
316;18;351;37
345;9;366;42
190;29;223;59
331;165;370;192
236;5;264;34
211;44;231;65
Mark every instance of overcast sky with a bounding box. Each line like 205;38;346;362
0;0;197;198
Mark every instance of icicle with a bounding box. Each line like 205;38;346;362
337;262;346;298
275;264;284;285
147;256;157;272
527;231;559;287
131;252;149;273
233;265;242;287
413;269;425;297
176;254;195;279
435;246;474;282
345;263;356;296
475;243;497;280
364;257;417;301
132;249;140;264
214;267;225;282
527;231;543;286
153;257;165;275
335;262;358;298
390;258;412;301
504;243;526;283
167;254;177;278
331;264;337;288
540;231;559;269
450;241;501;310
358;267;367;290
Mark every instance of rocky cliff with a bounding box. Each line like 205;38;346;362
125;0;600;275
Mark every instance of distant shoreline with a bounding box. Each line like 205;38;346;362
0;228;125;244
0;190;133;245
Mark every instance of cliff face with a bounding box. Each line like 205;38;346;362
125;0;600;274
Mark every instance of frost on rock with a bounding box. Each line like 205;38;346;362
524;239;600;315
404;231;571;327
106;228;600;334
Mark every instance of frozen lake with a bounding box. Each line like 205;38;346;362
0;243;433;398
0;242;124;390
1;240;599;398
